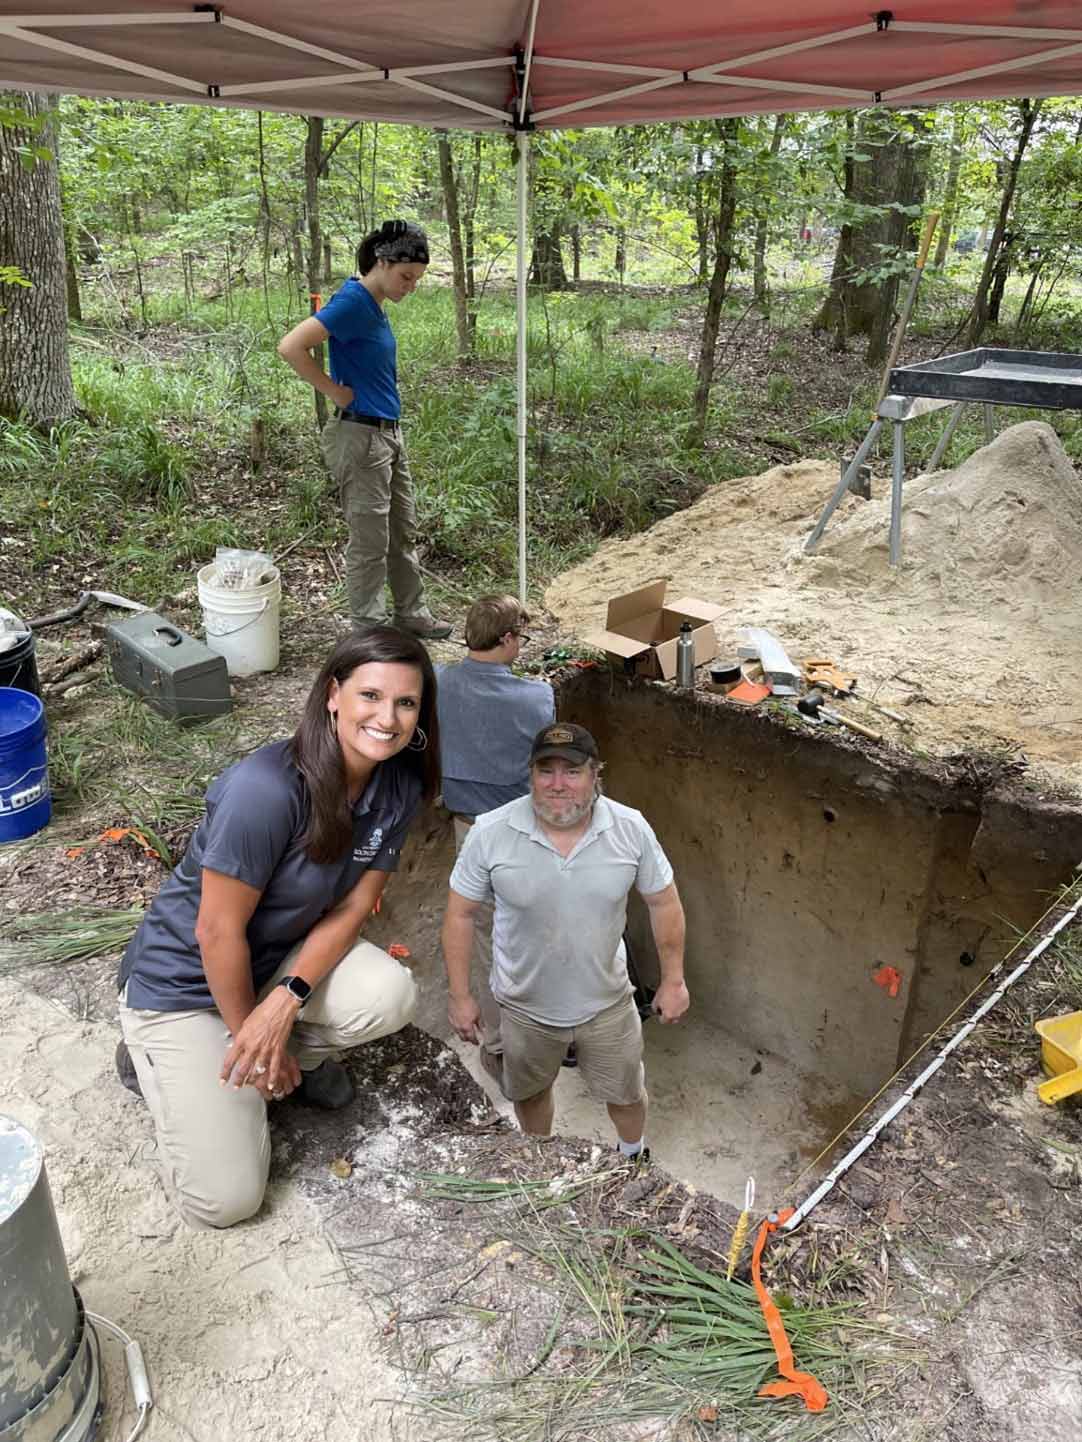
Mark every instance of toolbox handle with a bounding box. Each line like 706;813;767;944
154;625;185;647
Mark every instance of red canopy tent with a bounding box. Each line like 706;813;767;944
4;0;1081;593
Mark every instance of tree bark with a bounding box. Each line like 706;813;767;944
570;224;581;283
753;114;786;311
63;222;82;325
304;115;327;427
0;91;77;426
436;132;471;358
932;108;964;268
814;110;932;365
531;228;567;289
688;119;739;448
967;99;1041;345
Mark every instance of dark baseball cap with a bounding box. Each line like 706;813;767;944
530;722;600;766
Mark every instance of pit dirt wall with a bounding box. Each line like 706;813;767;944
559;670;1082;1097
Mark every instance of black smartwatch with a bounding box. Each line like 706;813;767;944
277;975;311;1012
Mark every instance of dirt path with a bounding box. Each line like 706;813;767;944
545;421;1082;793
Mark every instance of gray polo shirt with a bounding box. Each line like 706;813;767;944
119;740;421;1012
436;658;554;817
449;794;674;1027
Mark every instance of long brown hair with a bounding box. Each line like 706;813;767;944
290;627;440;863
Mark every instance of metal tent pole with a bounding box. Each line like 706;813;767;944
516;127;529;604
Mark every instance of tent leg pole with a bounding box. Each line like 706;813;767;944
516;129;529;605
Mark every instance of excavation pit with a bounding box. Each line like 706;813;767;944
384;668;1082;1208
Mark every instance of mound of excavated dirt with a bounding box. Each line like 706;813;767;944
802;421;1082;602
545;422;1082;788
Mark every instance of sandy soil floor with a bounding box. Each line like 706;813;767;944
544;421;1082;793
0;982;418;1442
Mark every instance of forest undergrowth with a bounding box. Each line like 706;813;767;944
4;263;1082;620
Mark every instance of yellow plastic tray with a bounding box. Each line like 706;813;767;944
1035;1011;1082;1105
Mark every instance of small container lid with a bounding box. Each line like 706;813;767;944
710;659;742;682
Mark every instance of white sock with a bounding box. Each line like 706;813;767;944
618;1137;645;1157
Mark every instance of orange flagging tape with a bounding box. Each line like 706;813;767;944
750;1208;829;1413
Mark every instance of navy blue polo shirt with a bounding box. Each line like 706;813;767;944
315;278;400;420
118;740;421;1011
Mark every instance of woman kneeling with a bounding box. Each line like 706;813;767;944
116;626;439;1229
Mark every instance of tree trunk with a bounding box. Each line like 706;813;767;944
436;132;471;358
570;224;581;283
63;221;82;324
693;146;710;284
614;227;626;287
323;239;332;282
932;108;964;268
753;114;786;311
967;99;1041;346
464;134;482;300
688;119;739;448
814;110;932;365
531;228;567;289
0;91;77;426
304;115;327;428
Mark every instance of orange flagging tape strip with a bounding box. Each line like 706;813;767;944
750;1208;828;1413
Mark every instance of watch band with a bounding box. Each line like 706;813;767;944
277;974;312;1010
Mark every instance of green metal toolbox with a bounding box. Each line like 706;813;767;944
105;611;232;722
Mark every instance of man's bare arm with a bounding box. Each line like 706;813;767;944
641;882;690;1023
442;888;484;1042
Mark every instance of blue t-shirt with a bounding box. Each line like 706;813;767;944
315;278;400;420
436;659;555;817
118;740;421;1011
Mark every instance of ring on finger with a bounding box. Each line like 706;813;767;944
253;1062;267;1075
272;1090;284;1101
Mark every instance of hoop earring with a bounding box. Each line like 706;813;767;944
408;725;428;752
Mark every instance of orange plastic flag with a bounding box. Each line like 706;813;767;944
873;965;902;999
750;1209;829;1413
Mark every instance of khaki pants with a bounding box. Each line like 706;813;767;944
453;816;502;1052
499;994;645;1105
119;939;416;1230
320;416;428;626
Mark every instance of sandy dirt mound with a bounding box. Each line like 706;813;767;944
546;422;1082;788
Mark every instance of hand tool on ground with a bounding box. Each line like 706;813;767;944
803;660;912;728
28;590;149;629
797;688;882;742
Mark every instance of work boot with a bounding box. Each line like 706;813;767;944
394;614;453;641
293;1059;355;1110
115;1039;143;1099
561;1043;578;1068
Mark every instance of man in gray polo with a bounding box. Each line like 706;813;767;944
437;593;554;1054
442;722;689;1157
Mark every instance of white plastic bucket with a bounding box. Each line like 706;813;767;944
197;563;281;676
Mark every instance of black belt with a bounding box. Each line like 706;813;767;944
336;409;399;430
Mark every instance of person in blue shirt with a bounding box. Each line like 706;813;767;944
114;625;440;1229
277;220;451;640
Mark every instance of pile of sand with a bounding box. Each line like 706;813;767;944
545;421;1082;786
799;421;1082;604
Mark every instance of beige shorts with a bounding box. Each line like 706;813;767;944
498;993;645;1106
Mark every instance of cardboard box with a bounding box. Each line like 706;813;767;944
583;579;723;680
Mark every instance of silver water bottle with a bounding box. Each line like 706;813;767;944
676;621;695;688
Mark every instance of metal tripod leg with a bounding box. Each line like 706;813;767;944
927;401;964;472
889;418;905;567
804;418;883;553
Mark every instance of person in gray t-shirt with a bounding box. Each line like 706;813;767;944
443;722;689;1159
436;593;554;1053
115;626;440;1230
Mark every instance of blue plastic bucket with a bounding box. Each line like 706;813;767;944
0;687;51;844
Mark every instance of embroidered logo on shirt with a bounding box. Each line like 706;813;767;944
354;826;384;863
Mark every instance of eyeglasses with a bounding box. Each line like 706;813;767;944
513;631;532;644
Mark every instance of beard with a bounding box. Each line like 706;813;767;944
532;795;594;830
